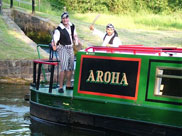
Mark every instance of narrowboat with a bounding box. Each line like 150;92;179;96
30;45;182;135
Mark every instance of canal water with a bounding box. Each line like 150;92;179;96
0;84;30;135
0;84;127;136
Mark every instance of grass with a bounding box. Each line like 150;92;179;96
0;1;182;61
34;11;182;47
70;12;182;31
3;0;182;31
0;16;38;60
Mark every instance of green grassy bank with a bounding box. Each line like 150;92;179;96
37;11;182;48
0;15;38;60
0;1;182;60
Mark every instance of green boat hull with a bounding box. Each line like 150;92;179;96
30;48;182;135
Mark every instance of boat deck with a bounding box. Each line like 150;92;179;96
30;85;73;98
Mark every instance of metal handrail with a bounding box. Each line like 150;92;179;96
85;45;182;56
32;59;59;93
36;44;50;83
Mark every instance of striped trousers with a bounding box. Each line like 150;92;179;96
57;45;74;71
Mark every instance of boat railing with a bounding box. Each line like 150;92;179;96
85;45;182;56
32;59;59;93
36;44;51;83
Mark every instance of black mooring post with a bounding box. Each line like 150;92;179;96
0;0;2;14
10;0;13;8
32;0;35;14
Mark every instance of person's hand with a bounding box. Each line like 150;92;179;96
51;41;57;51
89;25;94;31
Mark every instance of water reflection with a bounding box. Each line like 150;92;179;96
0;84;129;136
0;84;30;136
30;117;124;136
31;117;102;136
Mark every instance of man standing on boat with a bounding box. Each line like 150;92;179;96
51;12;79;93
89;24;122;47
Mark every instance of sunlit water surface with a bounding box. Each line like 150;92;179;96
0;84;128;136
0;84;30;136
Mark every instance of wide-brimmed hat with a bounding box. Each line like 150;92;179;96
61;12;69;19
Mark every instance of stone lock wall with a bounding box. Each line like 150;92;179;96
0;60;33;79
0;9;60;83
11;9;57;43
0;60;59;84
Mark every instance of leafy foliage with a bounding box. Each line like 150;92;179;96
48;0;182;14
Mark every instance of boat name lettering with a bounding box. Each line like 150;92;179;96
86;70;128;86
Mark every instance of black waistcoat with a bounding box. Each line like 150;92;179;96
103;30;118;44
56;24;75;46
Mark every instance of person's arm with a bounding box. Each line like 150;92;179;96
89;25;105;39
73;27;79;45
51;29;60;51
73;27;83;53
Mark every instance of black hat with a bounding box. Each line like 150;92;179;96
61;12;69;19
106;24;114;29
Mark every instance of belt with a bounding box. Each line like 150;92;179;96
65;45;72;49
59;44;72;49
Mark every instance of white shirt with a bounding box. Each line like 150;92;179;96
92;29;122;47
53;22;78;46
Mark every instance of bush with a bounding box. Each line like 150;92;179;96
63;0;109;13
147;0;169;13
48;0;182;14
107;0;134;14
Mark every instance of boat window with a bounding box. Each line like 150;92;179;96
154;67;182;98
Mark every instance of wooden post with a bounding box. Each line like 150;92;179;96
18;0;20;7
10;0;13;8
32;0;35;14
38;0;40;11
64;6;66;12
0;0;2;14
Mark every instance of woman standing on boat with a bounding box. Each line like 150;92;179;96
51;12;79;93
89;24;122;47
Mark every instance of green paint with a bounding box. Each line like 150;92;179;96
30;50;182;128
